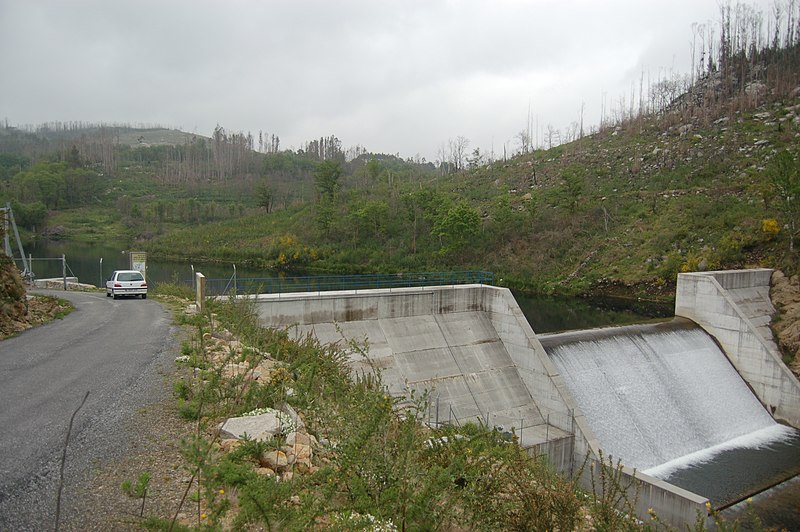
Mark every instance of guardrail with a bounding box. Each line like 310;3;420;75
202;270;494;296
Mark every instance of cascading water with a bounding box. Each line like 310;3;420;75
541;319;800;505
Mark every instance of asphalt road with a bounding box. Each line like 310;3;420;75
0;290;177;531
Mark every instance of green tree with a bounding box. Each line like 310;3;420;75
315;198;336;236
66;145;82;168
14;162;67;208
769;150;800;252
351;199;389;241
313;160;342;202
431;201;481;254
257;181;274;213
366;158;382;181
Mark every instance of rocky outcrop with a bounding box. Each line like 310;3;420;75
771;271;800;377
0;253;28;338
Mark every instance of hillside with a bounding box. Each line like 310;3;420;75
138;78;800;299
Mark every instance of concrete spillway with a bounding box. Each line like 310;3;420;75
233;271;800;529
291;309;569;447
542;319;791;475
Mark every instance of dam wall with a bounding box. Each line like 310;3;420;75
675;270;800;428
250;284;711;529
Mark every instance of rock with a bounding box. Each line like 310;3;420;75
285;432;314;464
281;446;297;465
254;359;280;379
255;467;276;477
212;329;234;341
281;471;294;481
278;402;305;431
292;444;313;466
221;362;252;379
259;450;288;470
286;431;312;446
218;439;242;453
219;412;285;441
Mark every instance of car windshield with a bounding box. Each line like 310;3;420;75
118;272;144;282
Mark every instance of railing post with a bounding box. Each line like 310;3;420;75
62;254;67;290
195;272;206;312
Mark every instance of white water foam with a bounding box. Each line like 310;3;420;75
547;325;778;472
643;424;797;478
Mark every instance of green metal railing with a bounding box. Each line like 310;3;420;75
204;270;494;296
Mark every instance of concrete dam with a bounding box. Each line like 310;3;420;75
244;268;800;529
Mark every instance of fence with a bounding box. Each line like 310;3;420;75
419;393;575;449
13;255;76;287
203;270;494;296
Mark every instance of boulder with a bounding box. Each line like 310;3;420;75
219;412;284;441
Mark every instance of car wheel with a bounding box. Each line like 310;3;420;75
141;294;147;299
106;291;110;297
112;292;119;300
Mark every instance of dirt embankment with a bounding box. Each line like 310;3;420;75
771;270;800;378
0;253;74;340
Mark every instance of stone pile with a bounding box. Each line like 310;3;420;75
189;321;323;483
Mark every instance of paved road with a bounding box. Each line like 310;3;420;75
0;290;176;531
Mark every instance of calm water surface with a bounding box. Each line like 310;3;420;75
20;239;671;332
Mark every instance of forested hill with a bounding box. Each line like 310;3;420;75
2;13;800;298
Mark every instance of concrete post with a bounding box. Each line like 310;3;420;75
196;272;206;312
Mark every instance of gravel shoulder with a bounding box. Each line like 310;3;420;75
62;300;196;531
64;359;196;531
0;290;193;531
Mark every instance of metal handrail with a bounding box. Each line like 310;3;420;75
202;270;494;296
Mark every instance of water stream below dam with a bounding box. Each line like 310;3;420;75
541;319;800;507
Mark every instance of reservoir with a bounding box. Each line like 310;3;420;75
19;238;671;333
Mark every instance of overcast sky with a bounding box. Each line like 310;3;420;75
0;0;777;161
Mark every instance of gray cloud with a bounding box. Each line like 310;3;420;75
0;0;776;160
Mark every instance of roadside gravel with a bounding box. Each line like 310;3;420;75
63;359;196;531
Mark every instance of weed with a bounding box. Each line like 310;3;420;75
121;472;151;518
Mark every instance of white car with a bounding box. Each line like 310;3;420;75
106;270;148;299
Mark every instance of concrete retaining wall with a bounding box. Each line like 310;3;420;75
578;462;711;529
675;270;800;428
